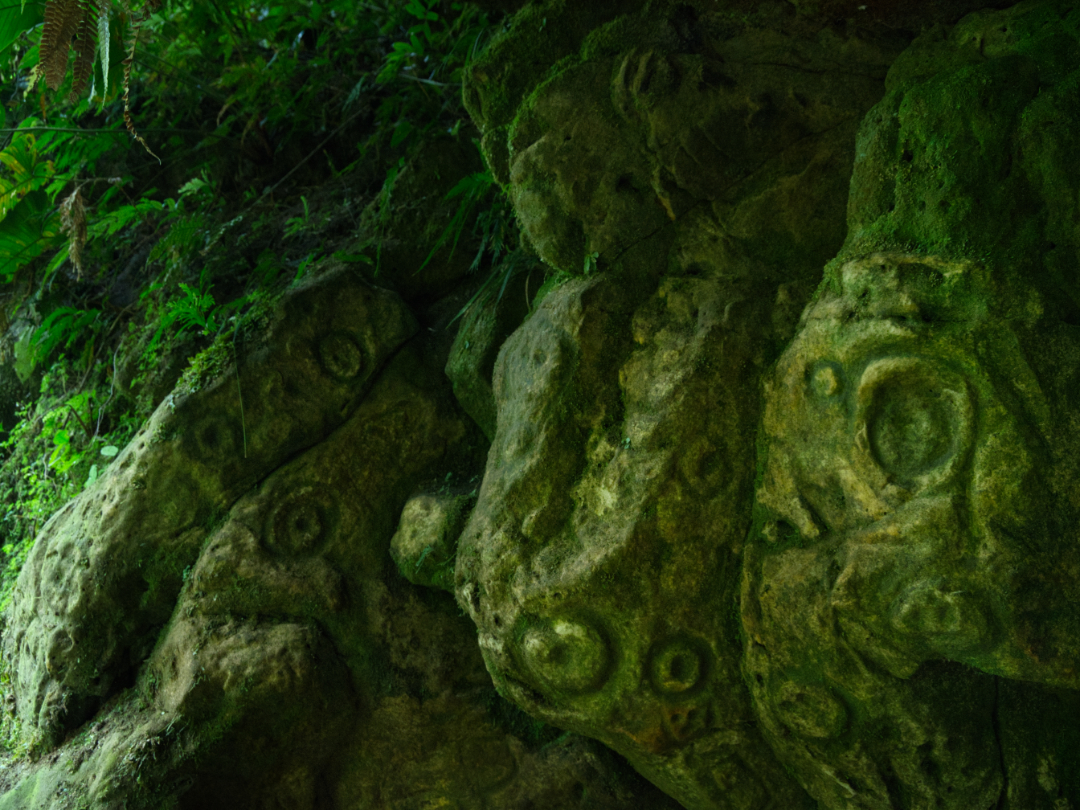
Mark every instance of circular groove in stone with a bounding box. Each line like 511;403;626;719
318;332;363;380
519;616;612;695
854;357;972;488
266;488;333;557
647;635;710;696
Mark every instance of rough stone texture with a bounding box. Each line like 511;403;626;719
743;3;1080;808
2;266;418;751
391;489;477;591
4;0;1080;807
456;273;817;810
454;2;903;808
444;259;547;441
468;0;904;279
457;1;1080;810
0;261;679;809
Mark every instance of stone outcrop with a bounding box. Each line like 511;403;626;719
458;0;1080;809
3;0;1080;808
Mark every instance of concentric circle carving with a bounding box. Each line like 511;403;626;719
647;635;710;697
265;487;334;557
318;332;363;380
853;357;973;489
518;616;612;695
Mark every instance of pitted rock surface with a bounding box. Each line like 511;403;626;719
1;268;417;749
4;1;1080;808
456;273;817;810
0;266;682;809
458;1;1080;810
744;4;1080;808
469;0;903;280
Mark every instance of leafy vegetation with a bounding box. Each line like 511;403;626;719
0;0;525;731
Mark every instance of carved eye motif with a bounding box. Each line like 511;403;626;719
317;332;363;380
518;616;612;695
647;635;710;697
265;488;334;557
853;357;973;490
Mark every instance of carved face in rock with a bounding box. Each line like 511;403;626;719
744;252;1080;807
505;29;892;278
3;267;680;809
507;59;666;273
456;273;816;810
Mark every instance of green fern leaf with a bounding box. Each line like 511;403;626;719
96;3;109;99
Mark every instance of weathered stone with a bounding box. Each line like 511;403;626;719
453;3;905;808
391;490;476;591
455;271;818;810
745;3;1080;807
0;259;673;808
471;0;902;278
444;259;546;441
1;265;417;751
5;1;1080;807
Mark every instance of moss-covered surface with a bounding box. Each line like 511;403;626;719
4;0;1080;807
745;3;1080;807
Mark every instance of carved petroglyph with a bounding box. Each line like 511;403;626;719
518;616;614;696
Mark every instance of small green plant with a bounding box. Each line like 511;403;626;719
584;251;599;275
25;307;102;379
283;195;309;238
375;157;405;276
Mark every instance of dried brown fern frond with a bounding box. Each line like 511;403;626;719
122;19;159;162
38;0;162;161
70;0;101;101
40;0;94;91
58;188;88;276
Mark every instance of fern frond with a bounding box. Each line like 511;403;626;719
122;21;159;162
58;188;87;276
70;0;100;101
41;0;84;90
96;6;109;99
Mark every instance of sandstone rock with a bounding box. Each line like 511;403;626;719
0;262;674;809
444;258;546;441
458;2;1080;809
391;490;476;592
745;3;1080;807
455;272;817;810
1;266;417;751
470;0;903;278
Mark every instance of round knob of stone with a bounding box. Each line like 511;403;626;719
519;617;611;695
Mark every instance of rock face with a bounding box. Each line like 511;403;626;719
744;5;1080;807
0;267;681;809
455;272;816;810
2;270;419;751
4;0;1080;808
458;1;1080;809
